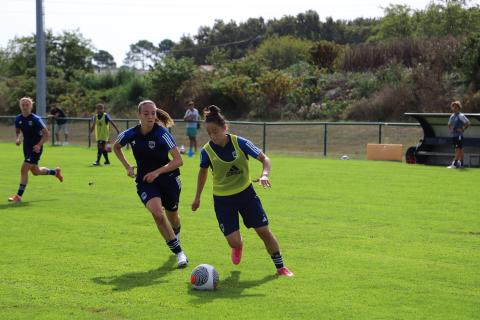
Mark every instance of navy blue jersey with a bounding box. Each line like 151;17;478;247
200;134;262;168
15;113;46;146
116;123;179;182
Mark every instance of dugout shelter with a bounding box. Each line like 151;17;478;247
405;113;480;167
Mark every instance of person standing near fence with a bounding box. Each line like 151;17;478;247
191;105;293;277
183;100;200;156
113;100;188;268
8;97;63;203
447;101;470;169
48;103;69;145
89;103;120;166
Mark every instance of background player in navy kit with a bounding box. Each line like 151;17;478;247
113;100;188;268
8;97;63;203
191;105;293;277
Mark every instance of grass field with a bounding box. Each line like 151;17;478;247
1;143;479;320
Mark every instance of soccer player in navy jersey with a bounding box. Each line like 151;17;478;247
191;105;293;277
113;100;188;268
8;97;63;203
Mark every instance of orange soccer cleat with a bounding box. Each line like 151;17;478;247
8;195;22;203
55;167;63;182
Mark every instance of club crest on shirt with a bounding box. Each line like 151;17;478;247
28;121;33;126
19;121;23;125
232;150;236;158
148;141;155;149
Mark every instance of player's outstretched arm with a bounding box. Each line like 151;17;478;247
256;152;272;188
110;119;120;134
113;142;135;178
192;168;208;211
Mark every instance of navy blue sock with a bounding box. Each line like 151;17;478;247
167;238;182;254
103;152;109;162
96;150;102;163
271;252;284;269
17;184;26;197
47;169;55;175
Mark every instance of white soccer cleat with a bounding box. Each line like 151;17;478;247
177;252;188;268
446;164;457;169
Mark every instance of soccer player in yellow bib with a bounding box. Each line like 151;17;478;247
191;105;293;277
89;103;120;166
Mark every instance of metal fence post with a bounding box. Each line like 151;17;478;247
378;124;382;144
262;122;266;153
324;123;328;156
88;118;91;148
50;118;55;146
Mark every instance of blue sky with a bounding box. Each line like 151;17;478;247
1;0;437;65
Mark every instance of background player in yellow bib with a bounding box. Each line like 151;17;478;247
191;105;293;277
89;103;120;166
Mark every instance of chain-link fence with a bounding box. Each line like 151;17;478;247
0;116;422;159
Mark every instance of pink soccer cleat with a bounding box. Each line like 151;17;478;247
277;267;294;277
231;245;243;265
55;167;63;182
8;195;22;203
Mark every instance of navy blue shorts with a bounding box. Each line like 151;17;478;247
136;175;181;211
213;185;269;236
452;136;463;149
23;145;42;165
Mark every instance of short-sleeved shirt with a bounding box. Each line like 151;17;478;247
15;113;46;146
50;107;67;125
448;112;470;137
200;135;262;168
184;108;199;129
116;123;180;183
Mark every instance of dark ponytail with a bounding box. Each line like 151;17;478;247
204;105;226;127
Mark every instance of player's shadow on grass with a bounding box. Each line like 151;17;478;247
187;270;276;304
0;199;57;210
91;255;176;291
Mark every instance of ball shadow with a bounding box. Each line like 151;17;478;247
187;270;277;304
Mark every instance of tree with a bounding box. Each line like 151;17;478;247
145;57;196;116
369;5;415;41
255;36;313;70
459;33;480;90
93;50;116;70
124;40;159;70
50;30;94;80
296;10;321;40
158;39;175;53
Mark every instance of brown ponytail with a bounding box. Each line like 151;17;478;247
156;108;175;128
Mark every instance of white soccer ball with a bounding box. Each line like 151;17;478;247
341;155;350;160
190;264;219;291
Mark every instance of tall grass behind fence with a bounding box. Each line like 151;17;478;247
0;116;422;159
